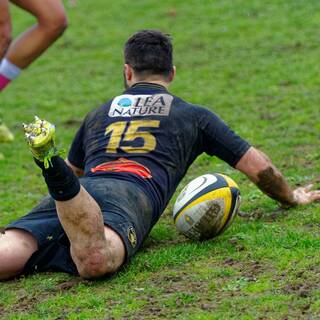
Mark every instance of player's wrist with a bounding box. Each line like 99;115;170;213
278;191;298;209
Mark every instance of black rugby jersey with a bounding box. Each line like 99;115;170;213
68;82;250;223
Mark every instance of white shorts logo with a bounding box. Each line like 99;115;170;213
109;94;173;117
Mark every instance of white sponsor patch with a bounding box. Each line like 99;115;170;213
109;94;173;117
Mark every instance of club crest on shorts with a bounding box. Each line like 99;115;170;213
127;226;137;248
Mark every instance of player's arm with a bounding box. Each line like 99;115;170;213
66;159;84;177
235;147;320;207
67;116;87;177
0;0;12;58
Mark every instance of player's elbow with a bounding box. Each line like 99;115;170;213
236;147;272;183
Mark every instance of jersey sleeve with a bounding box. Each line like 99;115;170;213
198;107;251;167
67;121;86;169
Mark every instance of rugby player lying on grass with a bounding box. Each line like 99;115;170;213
0;30;319;280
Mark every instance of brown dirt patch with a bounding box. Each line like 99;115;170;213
2;277;88;317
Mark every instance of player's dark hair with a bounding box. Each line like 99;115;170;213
124;30;173;78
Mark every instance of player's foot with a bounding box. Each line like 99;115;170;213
0;121;14;142
23;116;59;168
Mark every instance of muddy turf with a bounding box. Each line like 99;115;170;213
1;1;320;319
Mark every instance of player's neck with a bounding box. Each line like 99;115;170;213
130;79;170;89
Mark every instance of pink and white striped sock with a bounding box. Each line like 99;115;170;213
0;59;21;91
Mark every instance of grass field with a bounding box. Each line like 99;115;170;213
1;0;320;319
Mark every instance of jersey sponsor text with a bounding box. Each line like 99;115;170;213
109;94;173;117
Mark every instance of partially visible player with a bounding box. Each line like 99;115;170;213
0;0;67;90
0;0;68;153
0;30;319;281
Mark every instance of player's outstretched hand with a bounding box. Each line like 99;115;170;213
292;184;320;205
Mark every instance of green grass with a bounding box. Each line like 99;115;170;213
1;0;320;319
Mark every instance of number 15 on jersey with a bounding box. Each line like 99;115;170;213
105;120;160;154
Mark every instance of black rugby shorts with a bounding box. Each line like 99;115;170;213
6;177;153;275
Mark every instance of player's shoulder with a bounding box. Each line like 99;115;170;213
171;94;217;118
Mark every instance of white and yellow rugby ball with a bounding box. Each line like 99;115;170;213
173;173;240;240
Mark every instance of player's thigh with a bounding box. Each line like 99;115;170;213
0;229;38;261
103;226;126;269
0;0;11;24
9;0;67;25
0;0;12;40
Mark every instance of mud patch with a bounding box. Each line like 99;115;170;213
228;237;246;251
129;258;268;319
142;234;186;252
238;208;288;222
303;223;320;236
3;277;88;317
281;281;320;298
55;278;87;291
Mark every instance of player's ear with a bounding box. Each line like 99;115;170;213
124;64;133;81
168;66;176;83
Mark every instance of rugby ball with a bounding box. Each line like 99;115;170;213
173;173;240;240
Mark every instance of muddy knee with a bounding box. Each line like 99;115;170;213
76;250;121;280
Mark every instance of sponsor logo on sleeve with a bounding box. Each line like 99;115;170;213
109;94;173;117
